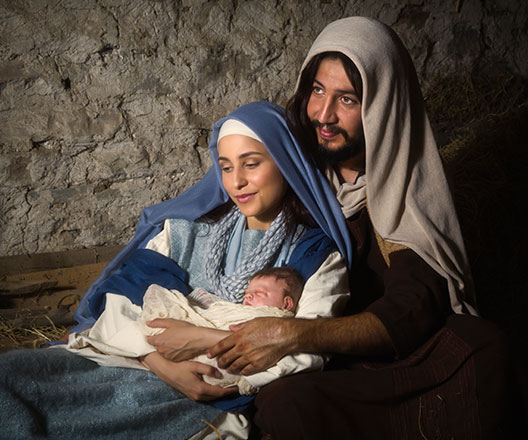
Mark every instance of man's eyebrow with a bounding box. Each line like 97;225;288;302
313;78;358;96
218;151;265;161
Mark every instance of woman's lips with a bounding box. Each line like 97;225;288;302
235;193;256;203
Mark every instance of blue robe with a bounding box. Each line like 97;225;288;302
0;102;351;438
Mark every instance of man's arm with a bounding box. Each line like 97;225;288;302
208;311;393;376
295;312;393;355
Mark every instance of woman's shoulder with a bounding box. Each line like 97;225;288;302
294;225;337;251
167;217;212;236
288;225;338;281
165;218;213;259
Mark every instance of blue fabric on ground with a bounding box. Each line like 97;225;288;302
0;348;222;439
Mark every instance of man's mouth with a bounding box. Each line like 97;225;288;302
312;120;346;140
318;126;340;139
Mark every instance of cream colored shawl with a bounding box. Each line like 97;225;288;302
299;17;476;314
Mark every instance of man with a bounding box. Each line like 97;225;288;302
208;17;519;438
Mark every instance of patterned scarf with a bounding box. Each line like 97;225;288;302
205;206;294;302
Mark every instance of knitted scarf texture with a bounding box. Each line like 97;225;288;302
205;206;294;302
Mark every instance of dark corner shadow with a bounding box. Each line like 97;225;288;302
427;69;528;422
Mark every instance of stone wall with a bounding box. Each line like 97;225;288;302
1;0;526;257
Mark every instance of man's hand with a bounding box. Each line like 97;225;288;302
142;352;237;401
207;313;393;376
208;317;298;376
146;318;231;362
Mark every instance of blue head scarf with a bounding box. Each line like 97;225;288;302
73;101;351;330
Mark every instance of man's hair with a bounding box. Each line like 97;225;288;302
250;266;304;304
286;51;363;170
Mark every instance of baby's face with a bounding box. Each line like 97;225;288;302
243;276;288;309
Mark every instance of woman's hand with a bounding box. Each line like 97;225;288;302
141;352;237;401
208;317;299;376
146;318;231;362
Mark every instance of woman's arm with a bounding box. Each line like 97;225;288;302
141;351;237;401
146;319;232;362
145;219;172;255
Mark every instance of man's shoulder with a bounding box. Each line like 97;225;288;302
372;228;408;267
359;207;409;267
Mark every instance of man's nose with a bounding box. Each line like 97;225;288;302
318;98;338;125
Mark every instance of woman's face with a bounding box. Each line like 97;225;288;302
217;134;288;230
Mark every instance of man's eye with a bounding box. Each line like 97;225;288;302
312;86;324;95
342;96;357;105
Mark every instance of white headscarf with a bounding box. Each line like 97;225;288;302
299;17;477;314
218;119;263;143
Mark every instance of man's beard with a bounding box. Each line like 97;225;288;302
312;120;365;165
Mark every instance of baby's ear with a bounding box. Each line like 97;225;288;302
283;296;294;312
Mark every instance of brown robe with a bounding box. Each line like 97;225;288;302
250;208;521;439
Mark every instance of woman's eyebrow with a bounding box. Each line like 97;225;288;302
218;151;265;161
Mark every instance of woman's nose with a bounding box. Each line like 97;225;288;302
233;169;248;189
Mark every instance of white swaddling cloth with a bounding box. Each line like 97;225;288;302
66;284;292;395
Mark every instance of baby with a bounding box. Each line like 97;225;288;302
189;266;303;312
243;266;303;311
66;267;305;395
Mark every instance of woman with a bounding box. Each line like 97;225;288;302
0;102;351;439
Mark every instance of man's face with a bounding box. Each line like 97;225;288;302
306;57;364;164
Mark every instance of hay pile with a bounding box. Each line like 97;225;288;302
0;316;68;351
426;70;528;358
0;280;80;351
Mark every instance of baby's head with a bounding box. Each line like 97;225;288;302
243;267;304;312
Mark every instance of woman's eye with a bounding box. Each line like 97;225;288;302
246;161;260;169
220;165;232;172
312;86;323;95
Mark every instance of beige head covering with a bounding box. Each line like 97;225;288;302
299;17;476;314
218;119;263;143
